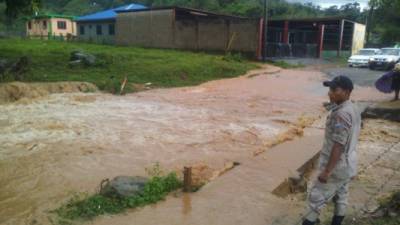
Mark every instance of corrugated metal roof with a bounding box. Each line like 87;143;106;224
76;3;147;22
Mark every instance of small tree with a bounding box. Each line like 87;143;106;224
0;0;41;19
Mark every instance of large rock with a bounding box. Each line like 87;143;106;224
70;51;96;66
100;176;148;198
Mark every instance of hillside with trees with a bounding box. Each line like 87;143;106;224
0;0;398;45
367;0;400;45
0;0;367;21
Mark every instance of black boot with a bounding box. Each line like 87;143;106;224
331;215;344;225
302;219;316;225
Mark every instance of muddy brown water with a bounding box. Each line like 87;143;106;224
0;66;388;225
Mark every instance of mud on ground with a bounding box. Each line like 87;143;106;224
269;119;400;225
0;65;392;225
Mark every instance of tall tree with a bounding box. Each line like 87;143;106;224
368;0;400;44
0;0;41;18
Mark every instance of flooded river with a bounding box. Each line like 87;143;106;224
0;66;387;224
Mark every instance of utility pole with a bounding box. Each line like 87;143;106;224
263;0;269;61
366;4;375;44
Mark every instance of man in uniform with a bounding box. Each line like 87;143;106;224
302;75;361;225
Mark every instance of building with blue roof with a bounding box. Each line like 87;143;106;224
76;3;146;44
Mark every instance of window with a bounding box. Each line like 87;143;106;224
96;25;102;35
57;21;67;30
42;21;47;29
358;50;377;56
109;24;115;35
80;25;85;35
381;49;400;56
28;21;32;30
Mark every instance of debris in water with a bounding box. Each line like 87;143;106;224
0;82;97;104
253;115;317;156
27;143;38;151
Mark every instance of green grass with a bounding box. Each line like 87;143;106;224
266;60;305;69
55;172;182;224
354;191;400;225
356;217;400;225
0;38;257;94
320;191;400;225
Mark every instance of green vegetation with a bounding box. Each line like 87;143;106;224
38;0;367;23
0;0;368;28
55;172;182;223
358;191;400;225
266;60;304;69
4;1;396;45
355;217;400;225
321;191;400;225
0;0;39;18
367;0;400;45
0;38;257;93
222;52;244;62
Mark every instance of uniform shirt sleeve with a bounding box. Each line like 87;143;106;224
331;111;352;147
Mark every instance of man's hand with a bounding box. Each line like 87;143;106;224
319;142;344;183
318;170;330;183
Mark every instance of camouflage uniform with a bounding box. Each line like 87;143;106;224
305;100;361;221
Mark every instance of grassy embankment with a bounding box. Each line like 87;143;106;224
349;191;400;225
54;164;183;224
0;38;257;93
55;173;182;224
321;191;400;225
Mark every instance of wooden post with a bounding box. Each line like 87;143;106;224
317;24;325;58
282;21;289;44
195;17;199;51
337;19;345;57
120;76;128;95
262;0;268;61
257;18;264;60
172;8;176;46
183;167;192;192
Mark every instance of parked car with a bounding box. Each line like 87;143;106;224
348;48;380;67
369;48;400;70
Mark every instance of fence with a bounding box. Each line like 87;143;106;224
266;26;354;58
266;42;318;58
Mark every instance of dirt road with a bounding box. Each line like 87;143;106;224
323;67;384;87
0;65;391;225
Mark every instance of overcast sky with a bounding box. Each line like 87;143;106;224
286;0;369;9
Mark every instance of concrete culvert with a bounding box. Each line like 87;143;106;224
361;101;400;122
362;107;400;122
